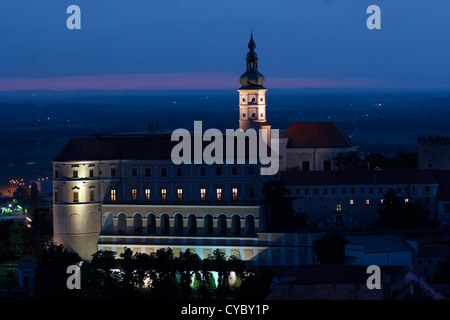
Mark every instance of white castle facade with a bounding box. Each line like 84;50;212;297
52;34;358;261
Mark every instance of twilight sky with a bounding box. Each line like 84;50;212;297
0;0;449;90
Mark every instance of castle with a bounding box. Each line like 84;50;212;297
52;34;359;261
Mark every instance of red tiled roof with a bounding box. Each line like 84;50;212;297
284;122;356;148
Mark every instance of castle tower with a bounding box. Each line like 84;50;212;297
238;33;269;131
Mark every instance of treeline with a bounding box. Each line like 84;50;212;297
33;242;273;300
334;150;417;170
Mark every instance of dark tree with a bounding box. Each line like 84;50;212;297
313;233;349;264
30;207;53;236
178;249;201;299
0;219;15;262
334;151;365;170
209;249;229;299
34;241;82;299
237;267;274;300
13;186;28;207
377;189;429;229
119;247;137;292
150;248;179;299
9;220;31;258
263;180;297;232
29;182;39;205
377;189;406;229
89;250;119;298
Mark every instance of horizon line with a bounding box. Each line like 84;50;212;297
0;73;448;92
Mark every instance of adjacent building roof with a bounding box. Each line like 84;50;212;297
288;265;408;285
284;122;357;148
54;134;176;162
53;132;271;162
417;244;450;258
343;233;415;253
281;169;439;186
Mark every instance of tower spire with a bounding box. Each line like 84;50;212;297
238;32;268;131
240;32;265;88
248;31;256;51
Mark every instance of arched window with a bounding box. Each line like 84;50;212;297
103;214;114;234
174;214;183;235
188;214;197;235
231;215;241;236
133;214;143;234
117;213;127;234
160;214;170;235
218;215;227;236
203;214;213;236
245;215;255;236
147;214;156;234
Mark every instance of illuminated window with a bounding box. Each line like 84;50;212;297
336;204;342;211
110;189;116;202
350;199;354;205
177;188;183;201
145;189;151;201
405;198;409;203
366;199;370;205
73;191;79;203
132;188;137;201
381;199;384;204
161;188;167;201
232;188;238;201
200;188;206;201
216;188;222;201
90;189;95;202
